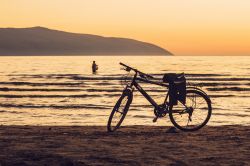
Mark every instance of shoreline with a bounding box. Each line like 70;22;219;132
0;125;249;165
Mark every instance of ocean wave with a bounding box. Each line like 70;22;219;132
7;73;250;85
86;89;122;92
0;94;101;98
7;74;125;81
209;94;250;98
72;76;250;84
0;81;248;89
0;81;84;86
0;110;25;114
0;103;111;110
92;82;115;86
71;76;124;80
193;82;245;87
213;113;250;117
188;77;250;81
8;74;80;78
159;73;230;77
0;87;82;92
186;73;231;77
8;73;237;81
0;87;124;93
207;87;250;91
209;94;235;98
8;73;230;77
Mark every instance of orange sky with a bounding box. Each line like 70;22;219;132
0;0;250;55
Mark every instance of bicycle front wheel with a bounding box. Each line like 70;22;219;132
169;89;212;131
107;90;133;132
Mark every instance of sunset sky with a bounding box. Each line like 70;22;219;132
1;0;250;55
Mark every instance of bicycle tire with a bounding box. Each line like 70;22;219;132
107;89;133;132
169;89;212;131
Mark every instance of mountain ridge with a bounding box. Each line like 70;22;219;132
0;26;172;56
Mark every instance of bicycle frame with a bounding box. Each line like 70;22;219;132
127;72;169;111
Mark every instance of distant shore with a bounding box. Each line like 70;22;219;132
0;125;249;165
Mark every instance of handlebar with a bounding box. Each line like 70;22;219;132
119;62;154;79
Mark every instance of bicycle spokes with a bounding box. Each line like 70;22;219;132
169;90;212;131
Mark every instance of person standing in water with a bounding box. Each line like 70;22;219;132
92;61;98;73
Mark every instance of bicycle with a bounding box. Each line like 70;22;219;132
107;63;212;132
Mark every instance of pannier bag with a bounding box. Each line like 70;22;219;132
163;73;186;105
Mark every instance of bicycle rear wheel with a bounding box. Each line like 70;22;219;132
169;89;212;131
107;90;133;132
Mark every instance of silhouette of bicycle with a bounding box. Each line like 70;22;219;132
107;63;212;132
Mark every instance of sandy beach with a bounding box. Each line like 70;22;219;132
0;125;249;166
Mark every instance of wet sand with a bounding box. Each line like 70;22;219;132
0;125;249;166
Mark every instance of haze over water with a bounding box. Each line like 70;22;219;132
0;56;249;126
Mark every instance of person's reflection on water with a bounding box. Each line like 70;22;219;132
92;61;98;74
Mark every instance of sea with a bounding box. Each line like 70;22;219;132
0;56;249;126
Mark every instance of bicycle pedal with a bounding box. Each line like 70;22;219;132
153;117;158;123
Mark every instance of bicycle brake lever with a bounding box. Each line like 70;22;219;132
121;67;130;72
126;68;131;72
